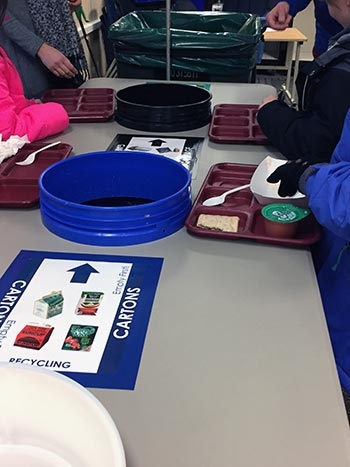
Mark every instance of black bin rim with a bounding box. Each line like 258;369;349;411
116;82;212;109
115;82;212;132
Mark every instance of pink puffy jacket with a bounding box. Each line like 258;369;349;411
0;47;69;142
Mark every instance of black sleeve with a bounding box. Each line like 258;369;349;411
256;67;350;162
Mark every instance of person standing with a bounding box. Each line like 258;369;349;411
0;0;89;99
266;0;342;56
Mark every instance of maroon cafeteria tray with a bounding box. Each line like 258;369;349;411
185;163;320;248
0;142;72;208
208;104;268;144
42;88;115;122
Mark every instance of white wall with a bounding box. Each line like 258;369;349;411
83;0;106;20
293;1;314;61
76;0;107;76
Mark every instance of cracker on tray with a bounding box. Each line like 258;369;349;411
197;214;239;233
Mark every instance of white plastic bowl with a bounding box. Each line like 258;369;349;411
0;364;125;467
250;155;307;207
0;445;72;467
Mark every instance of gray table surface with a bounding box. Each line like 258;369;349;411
1;78;350;466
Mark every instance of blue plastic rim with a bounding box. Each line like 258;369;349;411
39;151;192;246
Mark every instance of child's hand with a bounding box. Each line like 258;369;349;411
267;159;311;196
37;43;78;78
265;1;292;30
258;95;278;110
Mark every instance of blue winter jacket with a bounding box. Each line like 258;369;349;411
302;109;350;392
281;0;342;55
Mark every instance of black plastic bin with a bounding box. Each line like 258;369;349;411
108;11;261;83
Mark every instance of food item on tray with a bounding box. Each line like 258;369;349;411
261;203;310;238
197;214;239;232
14;324;54;349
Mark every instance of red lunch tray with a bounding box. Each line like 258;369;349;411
0;142;72;208
185;162;321;248
42;88;115;122
208;104;268;144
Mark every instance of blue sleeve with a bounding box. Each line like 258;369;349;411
306;163;350;241
275;0;312;17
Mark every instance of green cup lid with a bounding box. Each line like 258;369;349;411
261;203;310;224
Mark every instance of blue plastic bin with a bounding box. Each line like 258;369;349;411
39;151;192;246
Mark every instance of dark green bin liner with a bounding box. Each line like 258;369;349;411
108;11;261;82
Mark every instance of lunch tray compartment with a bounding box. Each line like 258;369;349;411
42;88;115;122
0;142;72;208
185;162;320;247
208;104;268;144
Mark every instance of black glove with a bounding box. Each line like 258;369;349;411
266;159;310;197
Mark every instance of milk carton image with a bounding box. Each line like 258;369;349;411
33;291;64;319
